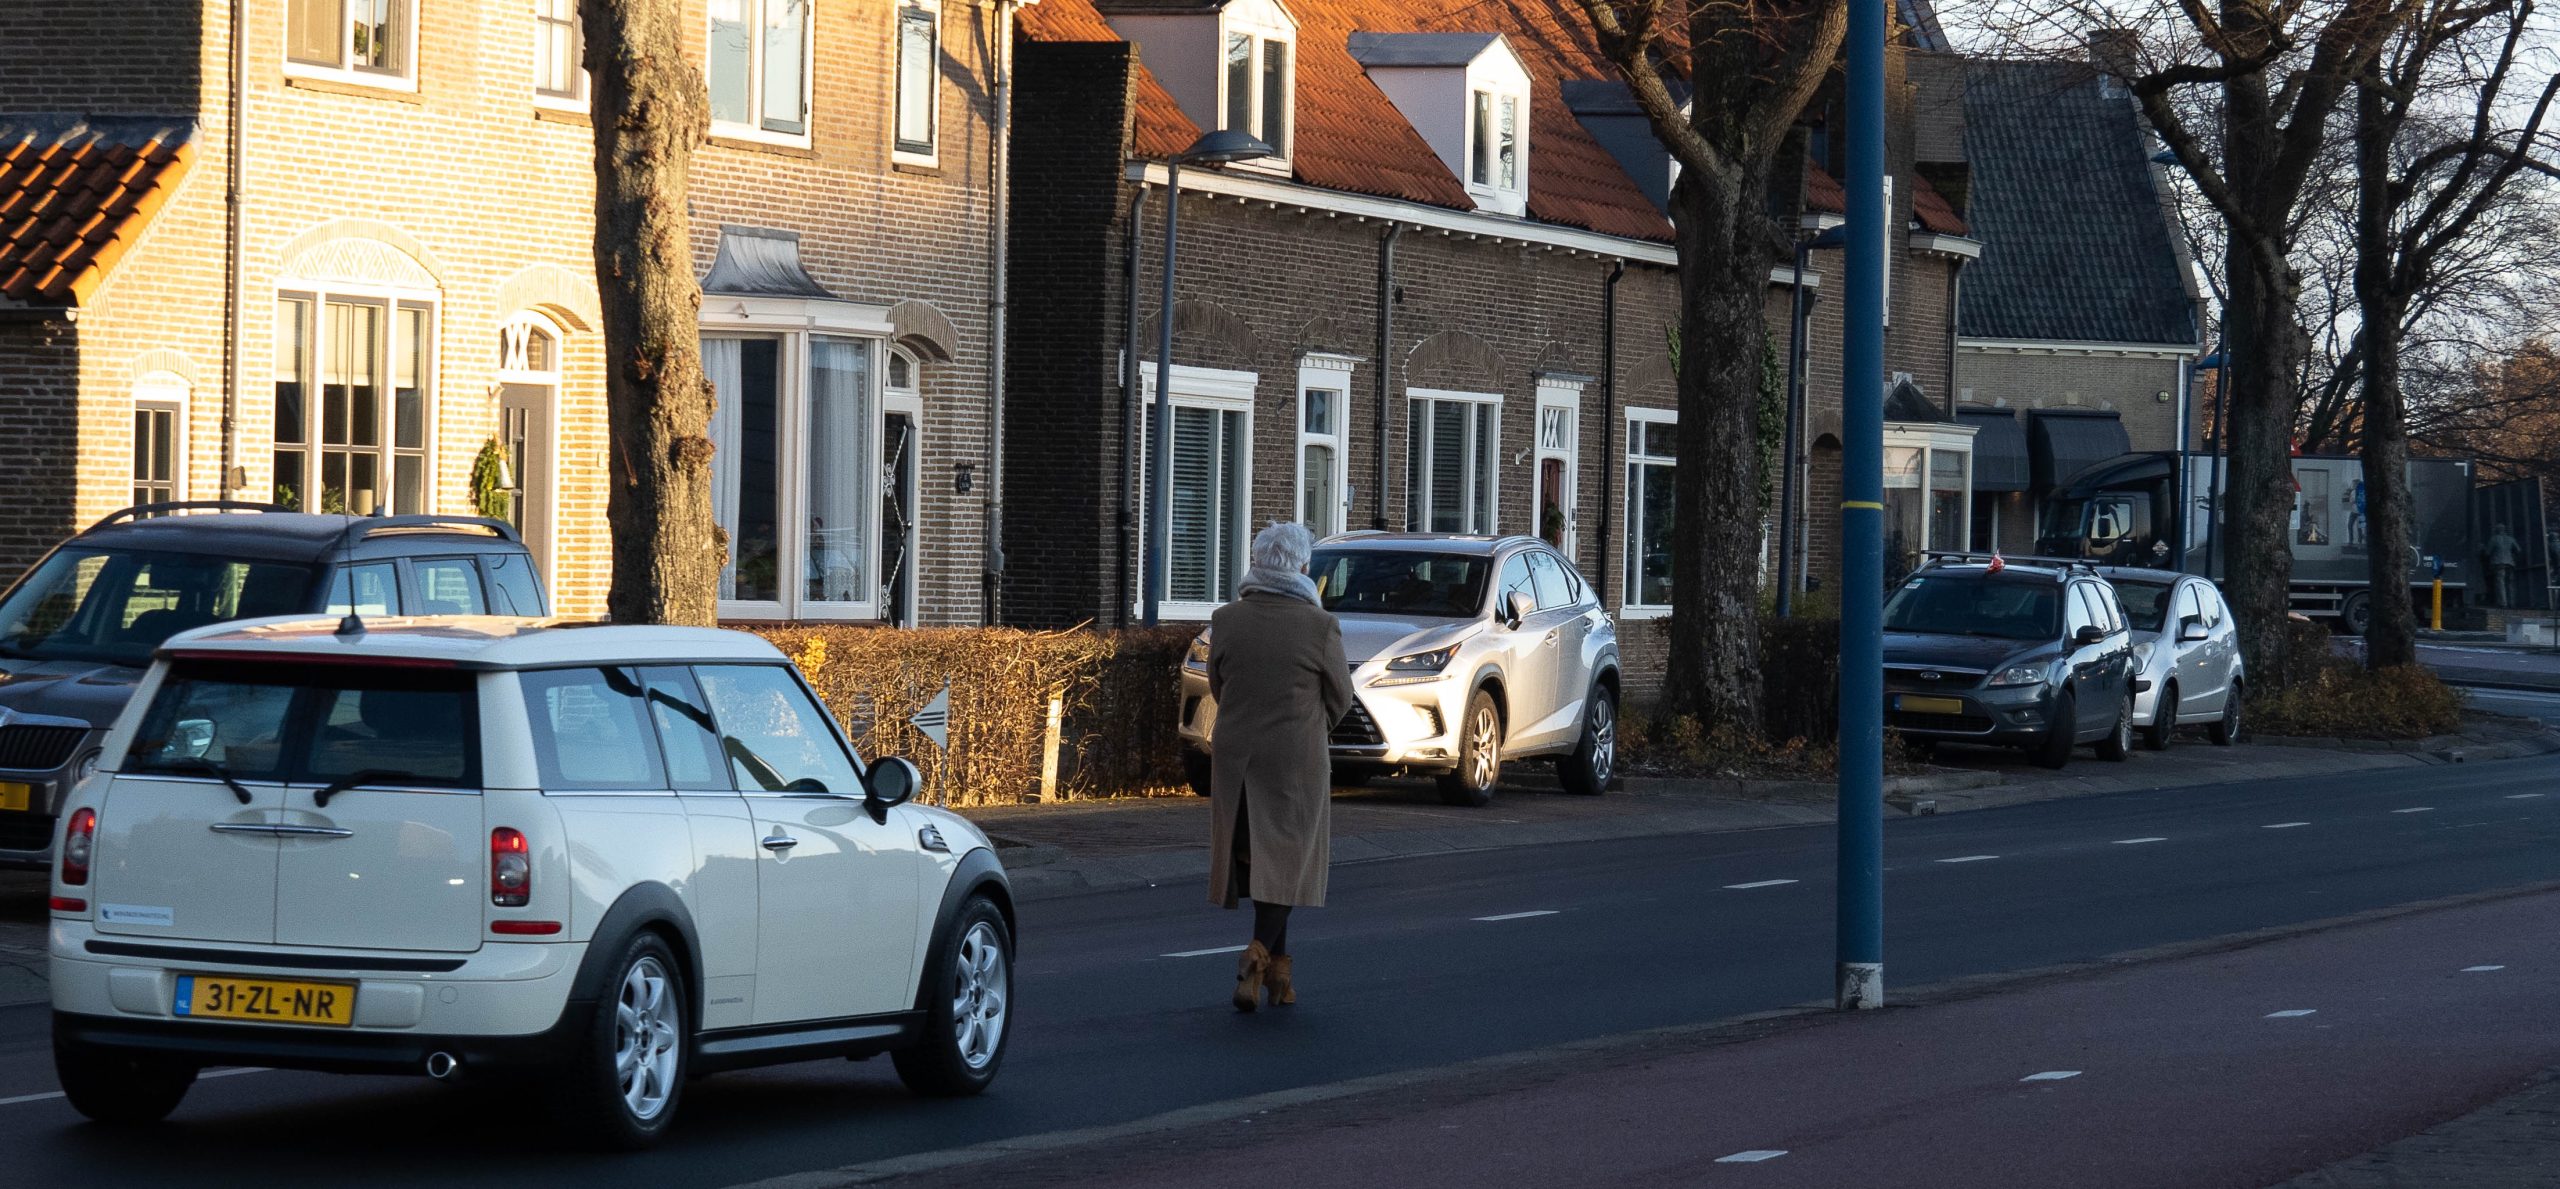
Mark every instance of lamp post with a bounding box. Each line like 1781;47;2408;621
1779;224;1849;619
1837;0;1887;1011
1145;130;1276;627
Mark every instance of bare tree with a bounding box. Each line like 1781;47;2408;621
2352;0;2558;663
1571;0;1847;731
582;0;722;625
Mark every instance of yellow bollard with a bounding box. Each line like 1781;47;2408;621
2432;578;2444;631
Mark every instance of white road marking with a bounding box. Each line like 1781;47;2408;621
1715;1150;1789;1164
1;1066;266;1109
2020;1071;2082;1082
2392;807;2435;814
1936;855;1999;864
1723;879;1801;890
2265;1009;2318;1018
1473;910;1561;922
2464;965;2507;973
1162;944;1249;959
2263;822;2311;829
2113;837;2168;845
2507;793;2545;799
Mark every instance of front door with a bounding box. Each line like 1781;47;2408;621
882;411;918;626
499;383;554;582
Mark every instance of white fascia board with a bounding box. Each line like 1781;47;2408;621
1910;233;1983;259
1769;266;1822;289
1959;337;2201;358
1128;160;1675;265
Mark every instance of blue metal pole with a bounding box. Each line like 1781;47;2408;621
1835;0;1887;1011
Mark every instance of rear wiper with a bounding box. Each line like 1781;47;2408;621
313;769;433;808
163;756;254;805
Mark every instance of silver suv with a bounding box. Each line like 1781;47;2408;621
1178;533;1620;806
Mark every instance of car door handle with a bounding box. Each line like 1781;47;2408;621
760;832;799;852
209;822;353;838
1542;629;1560;646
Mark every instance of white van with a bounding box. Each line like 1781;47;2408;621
47;617;1012;1148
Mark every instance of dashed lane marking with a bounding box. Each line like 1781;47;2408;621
2021;1071;2082;1082
1162;945;1249;959
1715;1151;1789;1164
1473;910;1561;922
2265;1009;2319;1018
2113;837;2168;845
2263;822;2311;829
2393;807;2436;814
2508;793;2545;799
1936;855;1999;864
2464;965;2507;973
1;1066;266;1109
1723;879;1801;890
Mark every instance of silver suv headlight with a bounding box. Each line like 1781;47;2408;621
1988;663;2047;688
1371;644;1457;687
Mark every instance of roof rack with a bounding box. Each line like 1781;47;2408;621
1918;550;2098;576
88;501;291;531
332;514;523;550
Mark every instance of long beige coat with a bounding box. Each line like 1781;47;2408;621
1205;590;1353;908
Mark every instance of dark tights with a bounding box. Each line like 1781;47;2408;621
1232;785;1294;957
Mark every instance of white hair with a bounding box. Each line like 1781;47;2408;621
1249;521;1315;573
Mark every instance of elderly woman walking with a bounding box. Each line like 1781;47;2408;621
1206;522;1352;1012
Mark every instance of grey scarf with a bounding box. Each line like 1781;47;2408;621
1237;565;1320;605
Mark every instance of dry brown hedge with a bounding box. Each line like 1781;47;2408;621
745;624;1199;807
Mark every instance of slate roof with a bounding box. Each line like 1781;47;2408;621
1957;60;2198;346
0;116;194;307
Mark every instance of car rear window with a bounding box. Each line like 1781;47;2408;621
128;659;479;787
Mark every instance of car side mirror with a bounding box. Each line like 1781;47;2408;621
2179;619;2209;643
865;756;921;820
1505;591;1535;627
2073;624;2108;646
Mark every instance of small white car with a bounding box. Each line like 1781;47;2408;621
47;617;1011;1148
2098;566;2246;749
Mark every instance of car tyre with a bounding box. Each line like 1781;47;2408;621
1183;747;1214;798
2210;681;2244;746
1558;684;1617;797
550;932;687;1151
2096;692;2135;762
1331;765;1374;789
2145;682;2178;751
2031;691;2076;770
1437;689;1503;807
52;1026;195;1125
894;895;1012;1097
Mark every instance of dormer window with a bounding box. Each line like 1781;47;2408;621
1099;0;1297;172
1225;31;1290;156
1471;89;1518;190
1349;31;1532;216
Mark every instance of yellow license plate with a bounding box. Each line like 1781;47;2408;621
174;974;356;1027
1896;695;1966;716
0;782;26;812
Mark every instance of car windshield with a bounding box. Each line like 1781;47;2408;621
2111;579;2173;633
0;547;311;667
1884;573;2063;641
1310;549;1490;618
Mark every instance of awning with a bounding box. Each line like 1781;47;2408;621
2027;409;2131;492
1958;406;2029;492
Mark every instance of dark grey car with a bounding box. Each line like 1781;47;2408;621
1881;559;2141;769
0;502;543;866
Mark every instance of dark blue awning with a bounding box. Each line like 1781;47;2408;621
1958;406;2029;492
2027;409;2130;492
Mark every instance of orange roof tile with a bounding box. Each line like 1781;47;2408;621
0;117;193;307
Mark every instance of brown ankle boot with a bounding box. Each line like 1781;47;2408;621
1233;941;1271;1012
1263;954;1294;1006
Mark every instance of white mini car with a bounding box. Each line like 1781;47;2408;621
47;617;1011;1148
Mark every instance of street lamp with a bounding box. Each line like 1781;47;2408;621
1145;129;1276;627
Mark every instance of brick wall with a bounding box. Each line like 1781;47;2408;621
0;322;82;576
0;0;204;115
1955;348;2194;451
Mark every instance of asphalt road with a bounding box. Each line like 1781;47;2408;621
2459;684;2560;725
2;754;2556;1187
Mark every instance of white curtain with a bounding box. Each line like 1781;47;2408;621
806;338;873;606
702;338;743;599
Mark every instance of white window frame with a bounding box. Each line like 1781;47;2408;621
1881;422;1977;559
1457;40;1531;217
1216;4;1294;172
1295;355;1354;539
1533;377;1582;555
284;0;421;91
701;296;898;622
892;0;941;166
132;372;190;507
706;0;816;148
272;281;440;517
1623;407;1677;618
533;0;589;111
495;311;564;562
1406;387;1502;536
1137;364;1258;622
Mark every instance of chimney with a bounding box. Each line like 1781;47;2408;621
2086;28;2140;93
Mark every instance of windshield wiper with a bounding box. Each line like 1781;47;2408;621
163;755;254;805
313;769;435;808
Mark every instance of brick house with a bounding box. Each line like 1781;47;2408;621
1912;52;2206;556
0;0;1016;626
1000;0;1977;703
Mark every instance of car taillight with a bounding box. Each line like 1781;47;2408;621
491;827;530;907
60;807;96;887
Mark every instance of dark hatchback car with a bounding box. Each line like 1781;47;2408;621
1881;558;2141;769
0;502;543;866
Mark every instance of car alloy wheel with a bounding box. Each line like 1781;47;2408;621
950;920;1009;1071
1467;704;1500;788
1588;697;1616;785
615;955;683;1122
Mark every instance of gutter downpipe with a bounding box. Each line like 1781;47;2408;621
983;0;1017;625
1778;239;1811;618
221;0;247;495
1596;259;1625;605
1119;187;1145;623
1373;225;1401;530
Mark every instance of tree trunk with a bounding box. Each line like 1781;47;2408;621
2216;61;2309;681
583;0;720;626
2353;79;2419;668
1659;165;1773;732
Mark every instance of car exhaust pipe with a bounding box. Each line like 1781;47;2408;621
425;1052;460;1080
